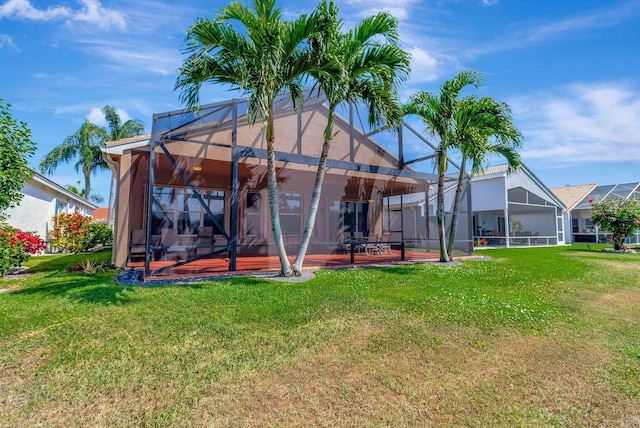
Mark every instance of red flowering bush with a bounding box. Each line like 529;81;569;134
51;212;112;253
0;225;46;276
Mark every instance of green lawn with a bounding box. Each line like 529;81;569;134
1;245;639;427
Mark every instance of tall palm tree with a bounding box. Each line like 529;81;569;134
290;1;410;275
102;105;145;227
404;70;483;262
446;95;523;257
175;0;330;276
40;120;108;202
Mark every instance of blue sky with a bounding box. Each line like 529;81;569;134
2;0;640;203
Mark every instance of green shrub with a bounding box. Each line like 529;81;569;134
51;213;112;253
80;222;113;250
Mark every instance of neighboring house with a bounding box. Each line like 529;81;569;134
386;163;567;248
471;164;566;247
552;182;640;244
103;92;473;277
93;207;109;223
3;169;98;250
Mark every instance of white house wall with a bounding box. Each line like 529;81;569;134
4;177;95;246
4;181;55;240
472;177;507;211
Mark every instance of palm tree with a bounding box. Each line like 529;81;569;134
446;95;523;257
102;105;145;227
40;120;109;203
404;70;483;262
65;180;105;204
290;1;410;275
175;0;330;276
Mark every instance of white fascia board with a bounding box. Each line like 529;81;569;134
30;170;99;210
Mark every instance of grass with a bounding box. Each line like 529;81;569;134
1;245;639;427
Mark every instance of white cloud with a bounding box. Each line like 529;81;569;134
0;0;70;20
343;0;420;20
71;0;126;31
0;33;19;50
76;39;180;76
0;0;126;30
87;106;132;126
481;0;498;5
406;46;441;84
511;82;640;163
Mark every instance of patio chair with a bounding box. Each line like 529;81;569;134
363;234;381;255
130;229;147;260
336;229;352;254
195;226;214;256
161;228;183;260
378;232;392;254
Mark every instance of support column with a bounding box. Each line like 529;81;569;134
229;101;239;271
144;132;156;276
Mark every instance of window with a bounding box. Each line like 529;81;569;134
585;218;594;233
279;192;302;236
202;190;225;236
55;200;67;215
246;192;262;236
151;187;225;236
331;200;369;237
572;219;579;233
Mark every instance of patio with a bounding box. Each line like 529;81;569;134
128;248;442;280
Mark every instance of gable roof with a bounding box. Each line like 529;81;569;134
30;169;98;210
550;184;597;211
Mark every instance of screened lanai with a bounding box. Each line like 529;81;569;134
471;164;566;247
106;91;473;278
569;182;640;244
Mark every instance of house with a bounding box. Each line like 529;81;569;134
93;207;109;223
386;163;566;248
3;169;98;249
103;92;473;277
471;164;566;247
552;182;640;244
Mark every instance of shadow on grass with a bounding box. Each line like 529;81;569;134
14;270;133;305
565;244;606;253
26;250;113;273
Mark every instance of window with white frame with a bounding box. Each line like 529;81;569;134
151;187;225;236
246;192;262;237
279;192;302;236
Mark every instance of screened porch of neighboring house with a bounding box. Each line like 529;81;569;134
569;182;640;244
105;90;473;279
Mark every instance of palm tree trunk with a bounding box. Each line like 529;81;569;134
291;107;335;276
446;156;467;258
265;111;292;276
84;169;91;203
437;151;450;262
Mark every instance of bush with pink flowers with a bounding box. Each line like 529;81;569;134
0;225;46;276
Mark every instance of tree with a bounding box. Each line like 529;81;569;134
290;1;410;275
40;120;108;203
102;105;145;227
0;99;36;221
175;0;331;276
404;70;483;262
446;95;522;257
65;181;105;204
591;198;640;251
